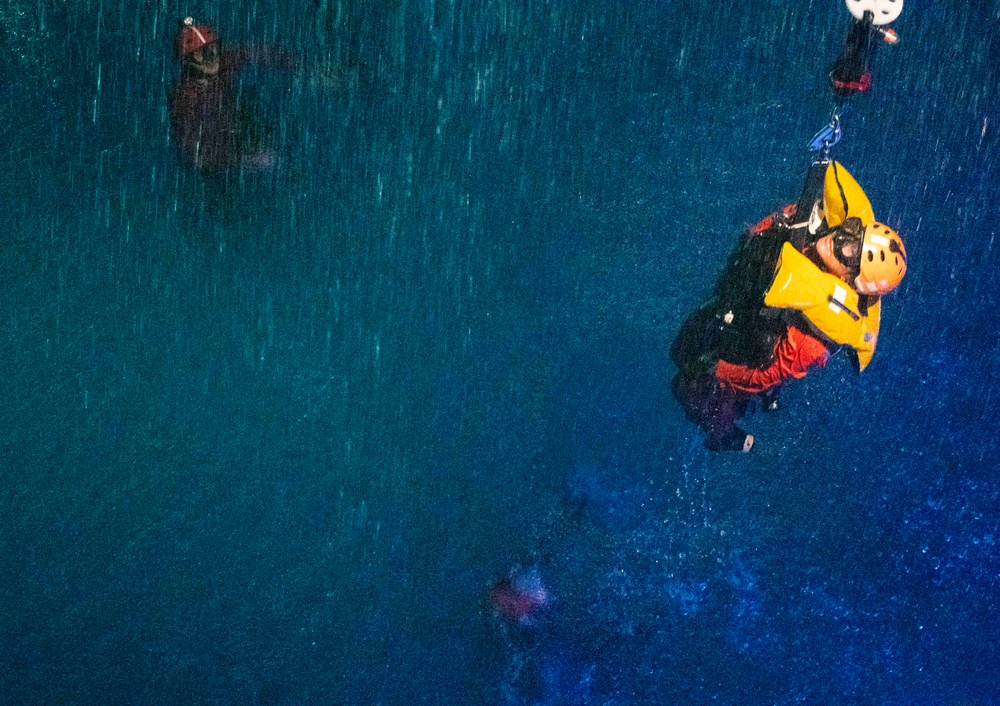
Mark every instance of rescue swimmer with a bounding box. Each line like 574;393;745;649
169;17;299;174
169;16;374;177
671;160;907;452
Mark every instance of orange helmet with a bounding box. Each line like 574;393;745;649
175;17;218;59
854;222;907;296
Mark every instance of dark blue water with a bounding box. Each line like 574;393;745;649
2;1;998;704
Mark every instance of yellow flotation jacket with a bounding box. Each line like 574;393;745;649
763;162;880;371
764;243;880;370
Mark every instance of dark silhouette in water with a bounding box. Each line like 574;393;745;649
490;566;549;626
167;16;378;221
168;17;297;176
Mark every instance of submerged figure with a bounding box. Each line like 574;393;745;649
489;566;549;626
168;17;298;174
488;567;597;703
672;160;907;451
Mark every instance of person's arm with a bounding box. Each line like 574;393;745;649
793;161;827;225
714;326;830;394
227;45;299;71
789;161;829;250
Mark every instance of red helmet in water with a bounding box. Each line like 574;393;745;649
175;17;218;59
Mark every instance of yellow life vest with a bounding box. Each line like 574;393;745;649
764;242;881;371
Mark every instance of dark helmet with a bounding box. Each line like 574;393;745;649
175;17;217;59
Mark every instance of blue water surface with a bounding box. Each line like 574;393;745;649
1;0;998;704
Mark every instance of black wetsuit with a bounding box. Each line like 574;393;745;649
669;162;829;450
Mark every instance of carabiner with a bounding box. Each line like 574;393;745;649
808;111;842;158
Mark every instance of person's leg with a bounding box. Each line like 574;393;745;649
702;384;753;452
673;374;753;452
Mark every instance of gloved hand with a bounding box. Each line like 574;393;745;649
309;62;354;92
306;61;377;94
760;386;781;413
689;353;718;379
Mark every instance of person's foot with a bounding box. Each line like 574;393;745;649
706;429;754;453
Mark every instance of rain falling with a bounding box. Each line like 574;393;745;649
1;0;998;704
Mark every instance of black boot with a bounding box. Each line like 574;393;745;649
706;427;754;453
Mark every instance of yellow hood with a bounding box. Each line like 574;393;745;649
824;162;875;229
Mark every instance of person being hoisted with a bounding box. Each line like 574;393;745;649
671;157;908;452
670;0;908;452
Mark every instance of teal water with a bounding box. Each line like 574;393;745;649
2;1;999;704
